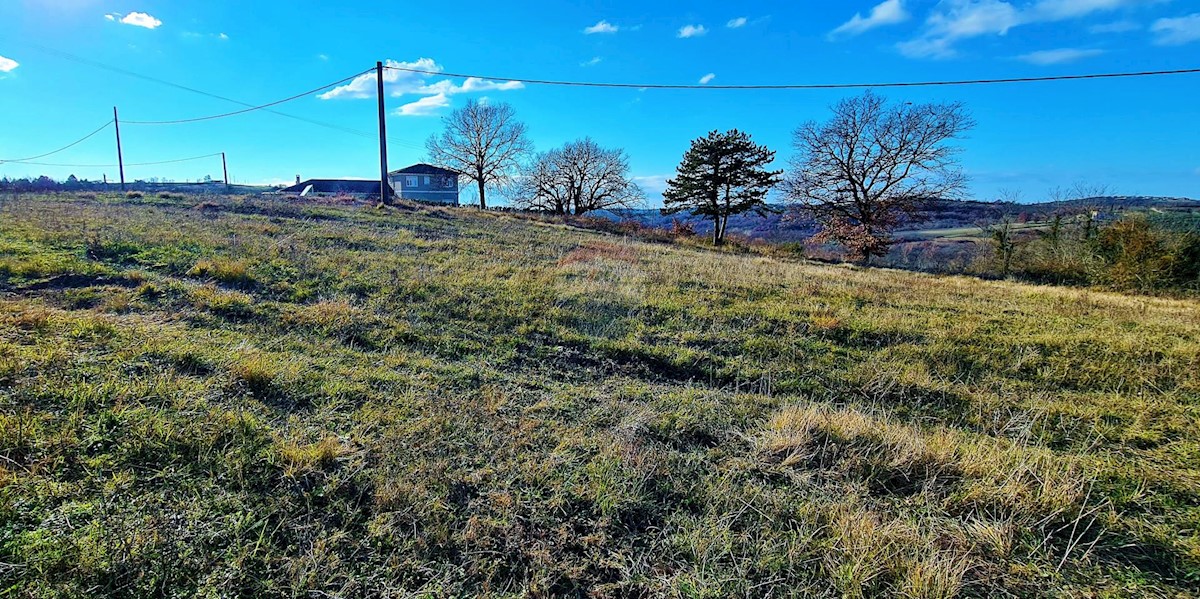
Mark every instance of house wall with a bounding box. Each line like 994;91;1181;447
389;174;460;205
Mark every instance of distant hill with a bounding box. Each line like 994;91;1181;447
607;196;1200;243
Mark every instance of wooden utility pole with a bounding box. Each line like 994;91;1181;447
113;106;126;191
375;61;391;205
221;152;229;188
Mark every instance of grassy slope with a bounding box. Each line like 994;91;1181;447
1;193;1198;597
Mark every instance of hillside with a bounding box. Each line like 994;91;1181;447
609;196;1200;243
1;193;1199;597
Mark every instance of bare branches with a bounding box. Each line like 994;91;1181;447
426;101;532;209
513;138;644;215
785;91;974;263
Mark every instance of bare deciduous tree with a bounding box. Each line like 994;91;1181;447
426;100;533;209
513;138;643;215
785;91;975;264
1047;181;1113;240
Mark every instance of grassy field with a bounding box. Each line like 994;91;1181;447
1;193;1198;597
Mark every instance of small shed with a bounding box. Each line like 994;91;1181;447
388;164;460;205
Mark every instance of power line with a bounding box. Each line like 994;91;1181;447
0;120;113;164
8;152;223;168
122;71;372;125
27;46;430;151
27;45;425;150
384;64;1200;90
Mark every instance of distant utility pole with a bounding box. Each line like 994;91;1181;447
113;106;126;191
375;61;391;205
222;152;229;188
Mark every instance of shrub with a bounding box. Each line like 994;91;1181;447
1095;216;1200;292
125;191;144;199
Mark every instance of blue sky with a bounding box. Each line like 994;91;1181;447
1;0;1198;203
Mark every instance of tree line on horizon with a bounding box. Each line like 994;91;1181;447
425;91;977;262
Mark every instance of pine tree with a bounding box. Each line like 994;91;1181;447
662;130;782;245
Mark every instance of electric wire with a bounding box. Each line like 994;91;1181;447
121;71;373;125
384;64;1200;90
8;152;223;168
28;45;425;150
0;120;113;164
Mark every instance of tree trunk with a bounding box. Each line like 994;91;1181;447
712;216;723;246
476;177;486;210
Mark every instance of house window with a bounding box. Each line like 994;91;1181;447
405;176;418;188
424;176;431;185
444;177;455;188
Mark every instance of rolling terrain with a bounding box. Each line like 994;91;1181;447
1;193;1199;597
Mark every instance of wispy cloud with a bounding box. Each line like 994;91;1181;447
699;73;716;84
632;175;669;194
898;0;1161;59
105;11;162;29
581;56;603;67
727;17;748;28
395;93;451;117
1152;13;1200;45
1089;19;1140;33
678;24;708;38
584;20;619;34
321;58;522;116
1028;0;1156;21
317;54;330;62
416;77;524;96
183;31;228;41
1017;47;1104;64
830;0;910;38
0;54;19;74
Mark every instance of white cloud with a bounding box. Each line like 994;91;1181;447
898;0;1161;59
321;57;521;117
320;58;442;100
699;73;716;84
417;77;524;96
317;54;330;61
1152;13;1200;45
1017;47;1105;64
1089;19;1140;33
0;54;18;73
218;33;229;40
830;0;910;38
581;56;603;67
632;175;669;194
107;11;162;29
395;93;451;117
678;24;708;38
1028;0;1157;21
584;20;619;34
727;17;748;28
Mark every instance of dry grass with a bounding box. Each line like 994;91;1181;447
0;193;1197;597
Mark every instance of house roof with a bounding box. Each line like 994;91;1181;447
278;179;394;195
388;163;461;176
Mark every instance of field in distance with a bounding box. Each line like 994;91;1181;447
1;193;1198;597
